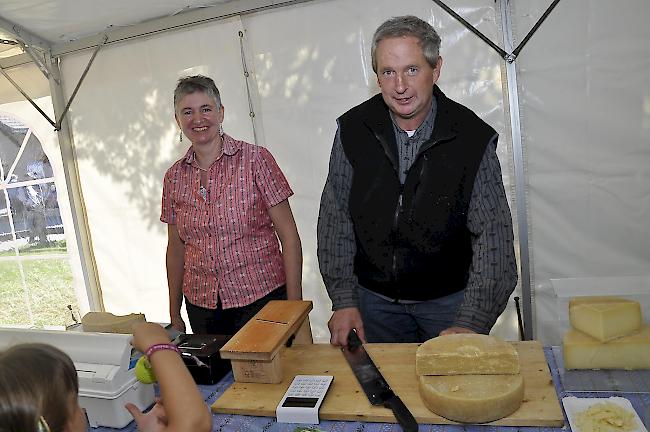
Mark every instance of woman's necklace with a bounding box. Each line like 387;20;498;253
198;168;208;201
195;144;221;202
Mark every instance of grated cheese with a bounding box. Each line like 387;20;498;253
575;401;637;432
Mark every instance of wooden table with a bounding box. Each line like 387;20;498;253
212;341;564;427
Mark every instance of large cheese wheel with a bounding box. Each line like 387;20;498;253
416;333;520;376
419;374;525;423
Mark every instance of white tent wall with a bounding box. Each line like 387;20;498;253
56;0;520;341
512;0;650;344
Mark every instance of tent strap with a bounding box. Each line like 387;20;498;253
431;0;508;59
238;30;258;144
17;40;57;83
55;35;108;131
512;0;561;58
0;35;107;132
431;0;561;62
0;64;56;128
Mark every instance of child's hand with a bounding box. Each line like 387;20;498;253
131;322;170;353
125;399;168;432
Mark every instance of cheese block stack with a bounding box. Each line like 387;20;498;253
416;334;524;423
562;296;650;370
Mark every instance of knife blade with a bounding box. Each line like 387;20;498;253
341;329;418;432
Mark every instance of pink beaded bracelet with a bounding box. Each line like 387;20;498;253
145;343;180;358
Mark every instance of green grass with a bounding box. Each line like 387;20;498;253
0;240;68;257
0;257;78;328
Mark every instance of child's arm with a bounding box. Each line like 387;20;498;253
125;322;212;432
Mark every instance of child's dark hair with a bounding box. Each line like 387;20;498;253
0;343;79;432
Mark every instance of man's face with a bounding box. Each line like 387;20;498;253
375;36;442;131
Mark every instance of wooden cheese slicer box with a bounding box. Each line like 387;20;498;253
219;300;313;383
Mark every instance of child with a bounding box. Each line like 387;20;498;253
0;322;211;432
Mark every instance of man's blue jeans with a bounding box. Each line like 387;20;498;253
358;288;465;343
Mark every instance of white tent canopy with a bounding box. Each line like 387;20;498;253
1;0;648;345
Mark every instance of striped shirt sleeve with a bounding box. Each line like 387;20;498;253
455;134;518;333
317;125;360;310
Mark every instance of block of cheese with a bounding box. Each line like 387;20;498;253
419;374;524;423
569;296;642;342
416;334;520;376
563;324;650;370
81;312;146;334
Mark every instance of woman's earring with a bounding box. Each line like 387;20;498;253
219;123;224;137
179;130;183;143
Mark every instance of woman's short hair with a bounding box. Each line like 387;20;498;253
0;343;79;432
173;75;222;112
371;15;441;72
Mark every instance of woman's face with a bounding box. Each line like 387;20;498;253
175;91;224;147
64;395;87;432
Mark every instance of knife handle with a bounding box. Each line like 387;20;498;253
384;394;418;432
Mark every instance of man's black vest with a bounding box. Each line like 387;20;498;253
338;85;496;301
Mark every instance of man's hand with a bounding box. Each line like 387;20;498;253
439;326;476;336
125;399;168;432
328;307;365;346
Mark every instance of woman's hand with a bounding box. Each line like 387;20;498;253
169;315;186;333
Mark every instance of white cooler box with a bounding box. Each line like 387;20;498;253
0;328;155;428
77;360;154;428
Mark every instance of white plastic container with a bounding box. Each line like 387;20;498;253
78;374;154;428
0;328;156;428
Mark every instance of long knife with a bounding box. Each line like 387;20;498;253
341;329;418;432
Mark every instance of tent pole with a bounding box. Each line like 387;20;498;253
499;0;534;340
45;53;105;313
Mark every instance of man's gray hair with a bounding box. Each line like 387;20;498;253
173;75;222;111
371;15;441;73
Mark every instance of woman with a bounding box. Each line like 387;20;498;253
0;323;211;432
162;75;302;335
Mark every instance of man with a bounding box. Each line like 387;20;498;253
19;160;53;246
317;15;517;345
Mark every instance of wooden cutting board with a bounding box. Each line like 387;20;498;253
212;341;564;427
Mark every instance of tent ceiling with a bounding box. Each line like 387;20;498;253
0;0;234;45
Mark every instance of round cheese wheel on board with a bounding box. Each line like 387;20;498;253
416;333;520;376
419;374;525;423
